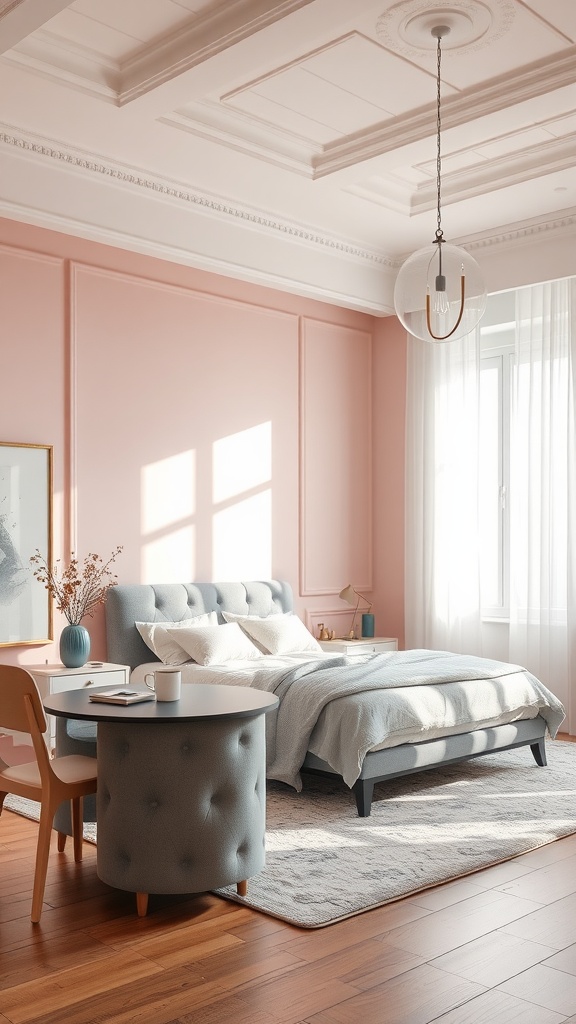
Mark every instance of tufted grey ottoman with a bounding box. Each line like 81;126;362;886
97;714;267;915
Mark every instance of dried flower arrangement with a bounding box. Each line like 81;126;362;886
30;546;122;625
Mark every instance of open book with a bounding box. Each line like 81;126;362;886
89;689;155;705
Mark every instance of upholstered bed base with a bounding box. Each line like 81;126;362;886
302;717;547;816
96;579;550;818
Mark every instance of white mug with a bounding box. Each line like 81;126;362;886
144;668;181;702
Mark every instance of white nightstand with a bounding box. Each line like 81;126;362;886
27;662;130;747
318;637;398;655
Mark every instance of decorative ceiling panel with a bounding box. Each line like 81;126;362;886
0;0;574;313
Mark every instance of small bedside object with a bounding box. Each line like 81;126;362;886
361;613;375;638
318;637;398;656
339;584;372;640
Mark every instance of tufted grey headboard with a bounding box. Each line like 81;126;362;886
105;580;293;670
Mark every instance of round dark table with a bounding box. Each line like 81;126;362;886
44;684;278;916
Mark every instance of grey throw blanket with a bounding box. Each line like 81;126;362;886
247;649;566;790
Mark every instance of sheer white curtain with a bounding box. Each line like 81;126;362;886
508;278;576;715
405;276;576;723
405;328;483;654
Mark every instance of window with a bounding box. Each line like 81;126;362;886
479;285;573;621
479;291;514;618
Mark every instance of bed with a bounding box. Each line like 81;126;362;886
104;579;566;816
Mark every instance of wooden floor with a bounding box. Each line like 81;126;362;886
3;759;576;1024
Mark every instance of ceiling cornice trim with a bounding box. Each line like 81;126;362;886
0;197;392;316
465;211;576;252
0;124;393;268
386;211;576;266
2;125;575;279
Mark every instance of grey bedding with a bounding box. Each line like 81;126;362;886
239;649;566;789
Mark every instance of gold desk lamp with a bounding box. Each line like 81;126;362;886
339;585;372;640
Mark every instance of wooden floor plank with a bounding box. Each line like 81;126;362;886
377;890;546;960
431;988;565;1023
498;962;576;1017
429;930;558;987
4;780;576;1024
304;962;486;1024
0;950;163;1024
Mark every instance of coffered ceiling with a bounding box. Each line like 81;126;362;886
1;0;575;313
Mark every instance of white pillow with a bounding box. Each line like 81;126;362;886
221;609;287;652
221;610;287;621
165;622;262;666
136;612;218;665
222;612;322;655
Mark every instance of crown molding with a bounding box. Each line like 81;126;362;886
1;122;575;311
465;211;576;253
0;123;392;270
0;195;394;315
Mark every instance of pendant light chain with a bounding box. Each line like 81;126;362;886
435;34;443;243
392;22;487;343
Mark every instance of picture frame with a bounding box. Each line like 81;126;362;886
0;442;53;647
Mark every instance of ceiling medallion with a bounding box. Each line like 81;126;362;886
376;0;515;57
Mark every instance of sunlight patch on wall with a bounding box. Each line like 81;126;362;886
213;491;271;580
213;423;271;503
212;423;272;579
141;450;196;582
142;451;195;532
143;526;196;583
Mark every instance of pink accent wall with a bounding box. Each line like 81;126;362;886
0;216;407;665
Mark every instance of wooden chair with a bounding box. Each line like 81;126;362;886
0;665;98;923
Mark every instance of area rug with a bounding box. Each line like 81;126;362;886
5;740;576;928
3;796;97;845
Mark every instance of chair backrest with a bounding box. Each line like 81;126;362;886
0;664;48;737
0;665;53;782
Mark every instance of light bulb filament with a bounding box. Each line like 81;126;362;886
433;274;449;314
426;274;466;340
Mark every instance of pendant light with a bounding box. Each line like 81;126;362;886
393;25;486;342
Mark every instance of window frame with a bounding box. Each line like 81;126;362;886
479;307;514;621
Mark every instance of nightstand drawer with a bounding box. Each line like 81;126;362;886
318;638;398;655
27;662;130;749
49;668;127;693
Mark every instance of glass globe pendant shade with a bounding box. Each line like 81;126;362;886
394;242;487;343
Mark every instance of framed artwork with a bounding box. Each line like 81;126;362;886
0;442;53;646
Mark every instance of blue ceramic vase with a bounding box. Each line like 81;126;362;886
59;623;91;668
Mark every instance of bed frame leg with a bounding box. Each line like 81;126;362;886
353;779;374;817
530;738;547;767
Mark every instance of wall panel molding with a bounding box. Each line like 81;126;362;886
299;315;373;597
